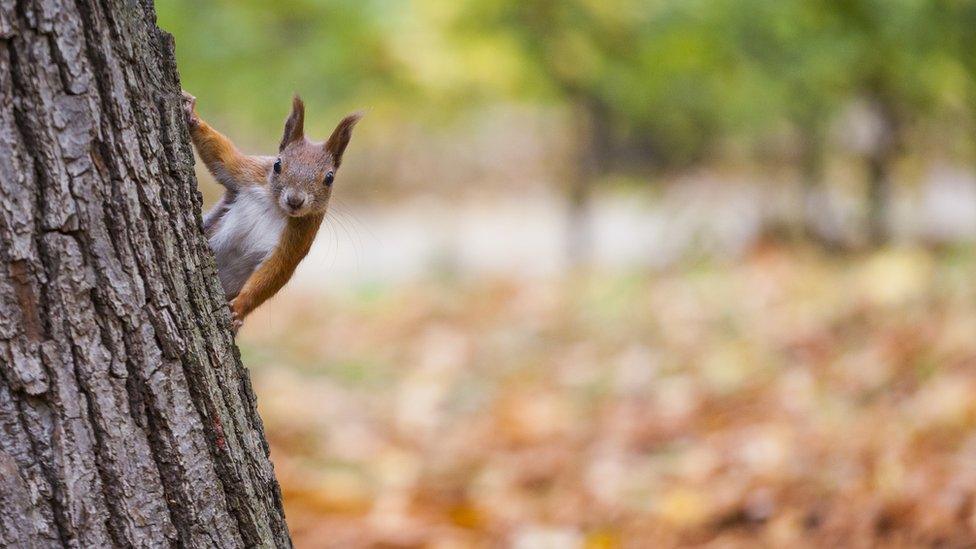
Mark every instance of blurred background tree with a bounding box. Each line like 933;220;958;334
442;0;781;262
827;0;961;246
159;0;976;257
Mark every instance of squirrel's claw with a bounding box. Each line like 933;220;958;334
181;90;199;128
228;298;244;335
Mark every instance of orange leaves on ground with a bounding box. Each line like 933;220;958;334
241;247;976;547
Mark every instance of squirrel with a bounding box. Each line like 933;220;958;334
181;91;362;331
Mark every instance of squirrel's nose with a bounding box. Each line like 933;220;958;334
285;194;306;210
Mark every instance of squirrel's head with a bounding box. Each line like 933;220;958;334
270;95;362;218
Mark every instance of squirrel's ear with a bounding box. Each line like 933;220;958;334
325;111;363;167
279;94;305;151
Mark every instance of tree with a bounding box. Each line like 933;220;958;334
443;0;631;266
722;0;854;247
825;0;952;246
442;0;786;263
0;1;289;547
442;0;691;265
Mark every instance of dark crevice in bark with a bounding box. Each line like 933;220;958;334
3;28;75;549
61;311;129;548
166;297;264;545
43;32;79;96
123;346;197;548
0;370;69;548
36;234;116;547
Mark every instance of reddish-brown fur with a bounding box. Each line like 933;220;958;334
183;91;361;330
229;213;322;322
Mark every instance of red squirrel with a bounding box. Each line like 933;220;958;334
181;91;362;331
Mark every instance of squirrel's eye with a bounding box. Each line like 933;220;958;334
273;159;282;174
324;171;335;186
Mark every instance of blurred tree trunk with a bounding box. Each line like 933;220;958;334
798;119;828;244
566;97;612;268
866;147;894;246
794;116;851;251
0;1;290;547
864;93;901;247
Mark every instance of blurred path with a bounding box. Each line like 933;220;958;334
293;168;976;291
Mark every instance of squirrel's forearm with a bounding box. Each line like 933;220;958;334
231;253;296;320
230;215;323;320
189;118;268;189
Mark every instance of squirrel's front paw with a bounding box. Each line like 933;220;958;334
228;298;244;334
181;90;199;128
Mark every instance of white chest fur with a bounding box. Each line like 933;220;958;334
208;186;287;298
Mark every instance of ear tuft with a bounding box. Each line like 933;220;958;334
279;94;306;151
325;111;364;167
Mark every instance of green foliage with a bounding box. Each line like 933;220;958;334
158;0;976;166
157;0;408;144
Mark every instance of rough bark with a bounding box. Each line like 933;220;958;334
0;0;290;547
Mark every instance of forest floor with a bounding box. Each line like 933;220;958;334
239;244;976;548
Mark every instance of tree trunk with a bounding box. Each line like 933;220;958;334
795;119;846;250
565;98;611;268
566;168;593;269
866;149;893;246
0;1;290;547
864;93;901;247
